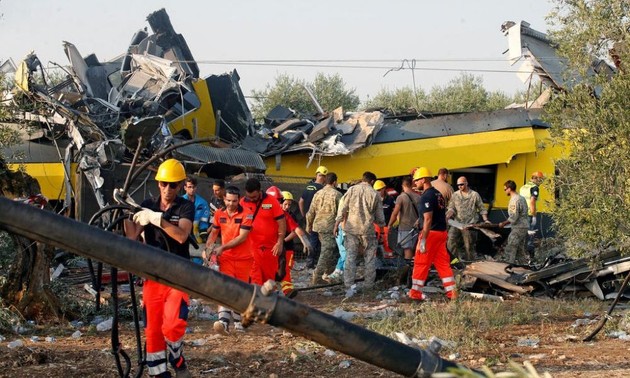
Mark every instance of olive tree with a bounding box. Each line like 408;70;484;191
363;86;426;114
0;73;63;321
250;73;360;121
365;74;514;114
545;0;630;257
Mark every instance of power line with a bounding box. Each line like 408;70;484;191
195;60;543;74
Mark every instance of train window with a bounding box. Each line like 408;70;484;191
450;165;497;206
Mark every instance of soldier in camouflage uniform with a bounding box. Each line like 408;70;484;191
306;172;342;285
446;176;489;260
499;180;530;264
334;172;385;290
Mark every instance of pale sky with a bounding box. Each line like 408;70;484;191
0;0;554;103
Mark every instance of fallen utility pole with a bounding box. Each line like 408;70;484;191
0;198;480;377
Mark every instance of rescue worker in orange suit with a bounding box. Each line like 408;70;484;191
124;159;194;378
204;186;253;335
265;187;312;298
240;178;286;286
408;167;457;301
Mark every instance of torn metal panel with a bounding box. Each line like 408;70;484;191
205;70;254;143
515;249;620;284
264;105;295;127
145;8;199;79
63;41;93;97
462;261;534;294
307;117;333;143
272;118;308;134
173;143;266;173
501;20;614;92
374;108;546;144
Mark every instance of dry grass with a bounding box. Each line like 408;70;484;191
366;297;606;352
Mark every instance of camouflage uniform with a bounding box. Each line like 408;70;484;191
306;186;342;282
503;194;529;264
336;182;385;289
447;189;487;260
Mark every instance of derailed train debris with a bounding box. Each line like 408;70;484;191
461;248;630;300
4;8;265;221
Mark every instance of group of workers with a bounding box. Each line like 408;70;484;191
123;157;544;378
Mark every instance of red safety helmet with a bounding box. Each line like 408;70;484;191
265;186;283;203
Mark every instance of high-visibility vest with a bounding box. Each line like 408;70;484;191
519;182;538;216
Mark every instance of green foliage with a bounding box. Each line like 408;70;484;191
424;73;512;113
364;74;514;114
250;73;360;121
363;86;425;114
545;0;630;257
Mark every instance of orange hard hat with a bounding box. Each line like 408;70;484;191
532;171;544;179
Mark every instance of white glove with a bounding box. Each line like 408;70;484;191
531;217;537;227
133;209;163;228
419;239;427;254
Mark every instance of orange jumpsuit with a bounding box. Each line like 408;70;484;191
409;187;457;300
212;205;254;281
140;196;194;377
240;193;285;285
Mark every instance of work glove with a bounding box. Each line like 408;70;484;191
419;239;427;254
530;216;537;227
133;209;163;228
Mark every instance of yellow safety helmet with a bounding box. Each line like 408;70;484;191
155;159;186;182
316;166;328;175
373;180;386;191
281;191;294;201
412;167;432;181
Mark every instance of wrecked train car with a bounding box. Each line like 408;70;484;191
3;9;265;221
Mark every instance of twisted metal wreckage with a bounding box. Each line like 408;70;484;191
4;9;630;301
2;8;630;375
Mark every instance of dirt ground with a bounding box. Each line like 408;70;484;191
2;264;630;378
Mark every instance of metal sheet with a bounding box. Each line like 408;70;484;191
374;108;547;144
174;143;266;172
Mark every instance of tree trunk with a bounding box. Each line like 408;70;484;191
0;236;61;321
0;162;63;321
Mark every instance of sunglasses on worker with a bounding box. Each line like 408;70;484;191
158;181;179;189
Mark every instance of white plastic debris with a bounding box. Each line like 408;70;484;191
7;339;24;349
607;330;628;339
572;318;597;328
96;317;113;332
30;336;40;342
338;360;352;369
528;353;547;360
448;353;460;360
51;263;65;281
190;338;206;346
0;335;5;342
516;337;539;347
324;349;336;357
322;290;334;297
394;332;417;347
71;330;82;339
332;308;358;321
45;336;56;343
